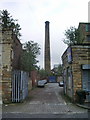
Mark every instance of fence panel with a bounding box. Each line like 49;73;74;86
12;70;28;102
21;71;28;100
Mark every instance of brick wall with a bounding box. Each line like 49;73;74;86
12;34;22;69
28;78;32;91
31;71;38;87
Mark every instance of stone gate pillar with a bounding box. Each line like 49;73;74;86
1;29;13;103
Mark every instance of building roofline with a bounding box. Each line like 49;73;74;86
79;22;90;24
71;43;90;46
78;22;90;28
61;44;90;58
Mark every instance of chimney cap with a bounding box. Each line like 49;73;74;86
45;21;50;23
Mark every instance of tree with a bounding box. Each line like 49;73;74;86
57;64;63;76
38;69;48;79
63;26;79;46
20;41;41;72
1;10;21;38
51;64;63;76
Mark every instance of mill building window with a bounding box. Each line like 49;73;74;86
86;24;90;32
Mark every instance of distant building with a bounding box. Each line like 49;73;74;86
62;23;90;102
54;64;59;68
53;64;59;72
51;64;59;75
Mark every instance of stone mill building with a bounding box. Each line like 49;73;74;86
62;22;90;102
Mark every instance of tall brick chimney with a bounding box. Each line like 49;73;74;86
44;21;51;72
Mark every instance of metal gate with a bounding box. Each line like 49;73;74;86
21;71;28;100
48;76;56;83
12;70;29;102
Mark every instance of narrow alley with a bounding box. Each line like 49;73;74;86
2;83;88;118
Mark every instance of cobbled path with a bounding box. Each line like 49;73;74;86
2;83;88;118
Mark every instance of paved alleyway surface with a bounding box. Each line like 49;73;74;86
2;83;88;118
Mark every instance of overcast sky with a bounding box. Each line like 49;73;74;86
0;0;89;69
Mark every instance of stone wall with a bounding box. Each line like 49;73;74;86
62;44;90;101
0;28;22;103
78;23;90;44
2;29;12;103
62;48;73;98
72;45;90;96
